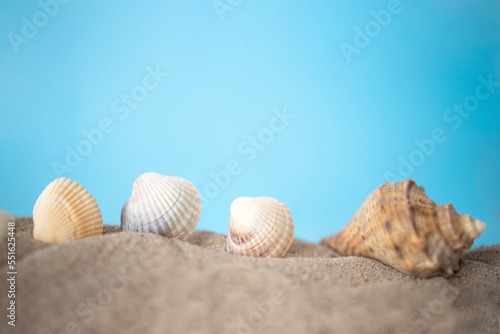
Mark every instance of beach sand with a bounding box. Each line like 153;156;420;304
1;217;499;334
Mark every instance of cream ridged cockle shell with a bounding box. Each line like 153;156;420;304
121;172;202;240
33;178;103;244
322;179;486;278
227;197;294;258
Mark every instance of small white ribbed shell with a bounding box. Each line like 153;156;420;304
227;197;294;258
33;178;103;244
121;173;202;240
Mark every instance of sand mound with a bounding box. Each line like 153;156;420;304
1;219;499;334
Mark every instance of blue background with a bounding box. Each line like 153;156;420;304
1;0;499;247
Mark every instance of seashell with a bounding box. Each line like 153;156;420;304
121;172;202;240
322;179;486;278
33;178;103;244
227;197;294;258
0;210;15;238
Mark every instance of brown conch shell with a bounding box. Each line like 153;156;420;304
322;179;486;278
